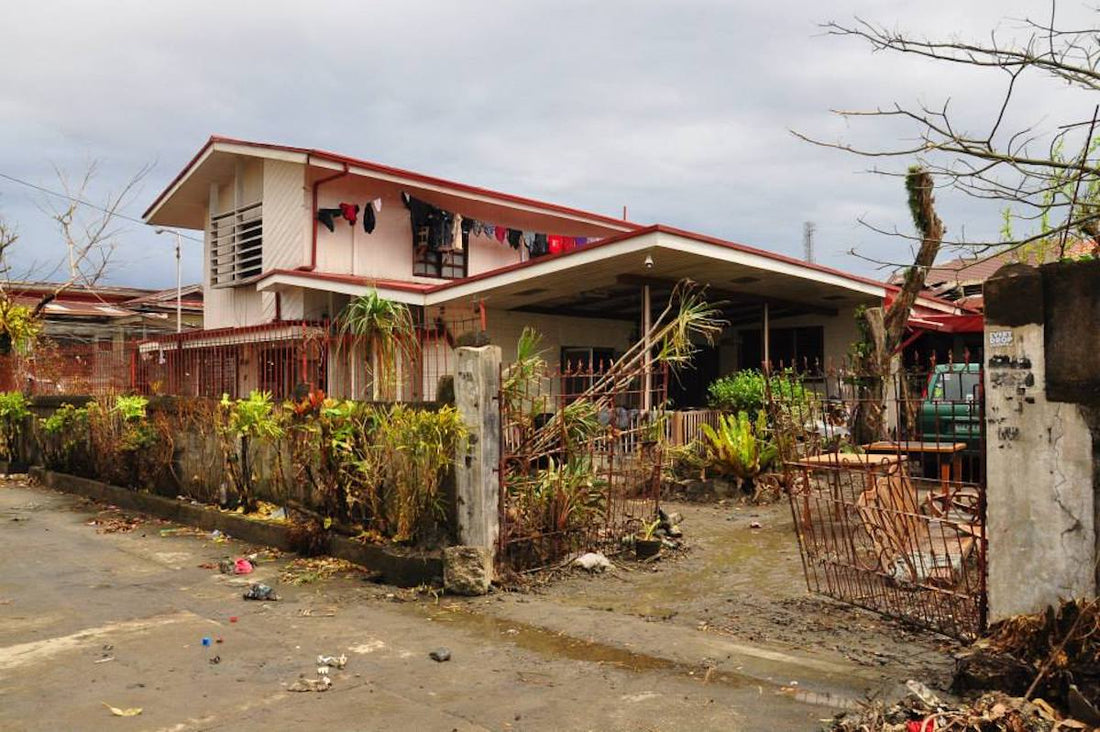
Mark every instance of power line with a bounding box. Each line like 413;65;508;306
0;171;203;244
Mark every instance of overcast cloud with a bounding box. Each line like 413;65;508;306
0;1;1095;289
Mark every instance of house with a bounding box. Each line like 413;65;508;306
8;281;203;345
142;136;967;405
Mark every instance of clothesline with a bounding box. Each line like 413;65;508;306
401;192;598;257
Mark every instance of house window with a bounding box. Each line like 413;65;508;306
209;201;263;287
413;246;467;279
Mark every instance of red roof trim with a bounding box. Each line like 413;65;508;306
257;268;437;293
144;136;642;231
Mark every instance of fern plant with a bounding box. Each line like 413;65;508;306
699;410;778;493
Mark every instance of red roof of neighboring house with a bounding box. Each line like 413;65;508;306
892;240;1097;310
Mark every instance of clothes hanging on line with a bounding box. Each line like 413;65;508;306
402;193;452;251
363;204;376;234
317;207;343;233
531;233;548;257
506;228;522;249
547;235;564;255
495;225;507;244
338;202;359;226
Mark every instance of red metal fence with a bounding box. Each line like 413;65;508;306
1;313;483;403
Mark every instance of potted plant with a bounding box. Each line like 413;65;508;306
635;517;662;559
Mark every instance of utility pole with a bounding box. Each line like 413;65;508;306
803;221;816;264
154;228;183;333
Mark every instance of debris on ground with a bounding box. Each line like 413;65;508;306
209;655;221;665
317;654;348;670
242;583;279;601
287;676;332;692
954;598;1100;723
443;545;493;596
429;647;452;662
749;520;762;529
86;515;142;534
827;688;1087;731
159;527;205;538
101;703;142;717
279;556;366;585
233;558;253;574
573;552;612;573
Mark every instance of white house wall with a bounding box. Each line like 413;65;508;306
485;308;635;394
262;159;308;271
312;174;522;282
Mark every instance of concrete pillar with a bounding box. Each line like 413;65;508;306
454;345;501;552
984;264;1095;620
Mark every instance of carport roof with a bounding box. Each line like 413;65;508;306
422;225;964;320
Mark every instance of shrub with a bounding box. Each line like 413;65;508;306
707;370;767;413
0;391;30;462
40;402;90;474
217;391;284;512
85;395;171;489
707;369;811;416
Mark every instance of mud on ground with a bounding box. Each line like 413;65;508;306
480;499;961;692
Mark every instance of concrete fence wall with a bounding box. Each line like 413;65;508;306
984;260;1100;620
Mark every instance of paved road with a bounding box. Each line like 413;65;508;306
0;481;851;731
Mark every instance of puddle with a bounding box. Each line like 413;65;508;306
408;603;862;710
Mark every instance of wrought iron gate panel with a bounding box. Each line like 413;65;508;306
771;361;986;639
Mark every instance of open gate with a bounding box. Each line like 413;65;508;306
771;361;986;639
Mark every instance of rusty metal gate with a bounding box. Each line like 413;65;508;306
496;359;667;573
771;359;986;639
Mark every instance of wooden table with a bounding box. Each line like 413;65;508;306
862;440;967;485
791;452;904;472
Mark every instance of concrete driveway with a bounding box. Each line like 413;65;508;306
0;481;890;731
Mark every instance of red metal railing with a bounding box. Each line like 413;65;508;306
1;312;484;402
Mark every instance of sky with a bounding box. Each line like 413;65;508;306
0;1;1095;289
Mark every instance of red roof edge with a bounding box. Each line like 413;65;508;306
257;268;436;293
143;136;644;231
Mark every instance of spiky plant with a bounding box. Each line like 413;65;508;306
337;291;416;400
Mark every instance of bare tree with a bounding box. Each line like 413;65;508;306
0;162;148;352
796;3;1100;263
26;162;149;316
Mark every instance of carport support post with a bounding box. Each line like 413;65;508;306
454;345;501;555
643;284;652;410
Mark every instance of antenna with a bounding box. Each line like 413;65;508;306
803;221;816;263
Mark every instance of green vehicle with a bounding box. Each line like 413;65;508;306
919;362;982;452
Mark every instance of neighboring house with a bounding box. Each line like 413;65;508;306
894;240;1096;312
142;136;967;405
8;281;203;345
